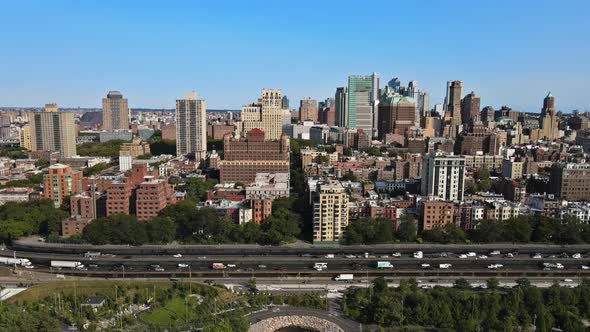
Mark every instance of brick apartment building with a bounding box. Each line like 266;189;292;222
219;129;289;184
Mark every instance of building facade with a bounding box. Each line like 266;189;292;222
43;163;83;208
311;180;349;244
241;89;284;140
101;91;129;130
29;104;77;157
176;91;207;160
421;154;466;201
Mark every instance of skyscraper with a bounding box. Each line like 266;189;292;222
281;95;289;110
461;91;481;125
347;75;376;135
175;91;207;160
539;92;559;140
378;86;416;139
299;97;318;122
442;80;463;138
102;91;129;130
421;153;466;201
335;87;348;127
241;89;284;140
29;104;76;157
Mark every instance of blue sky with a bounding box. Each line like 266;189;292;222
0;0;589;112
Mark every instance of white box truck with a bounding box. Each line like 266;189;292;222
51;260;85;270
413;251;423;259
334;274;354;281
0;257;32;267
377;261;394;269
439;263;452;269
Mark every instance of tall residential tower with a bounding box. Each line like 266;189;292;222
102;91;129;130
175;91;207;161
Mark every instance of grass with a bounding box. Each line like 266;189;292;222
7;280;177;304
140;297;188;324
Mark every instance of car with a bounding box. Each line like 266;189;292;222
559;253;569;258
325;254;335;259
439;252;448;258
505;253;514;258
488;264;503;269
197;256;207;259
543;267;552;271
459;254;468;259
572;253;582;259
257;265;267;269
173;254;182;258
364;252;370;258
88;264;99;268
24;265;34;269
380;255;389;258
489;250;501;256
359;279;369;283
581;265;590;270
421;285;431;289
563;279;574;283
301;254;312;257
421;263;431;269
391;252;402;257
178;263;189;268
532;253;542;259
345;254;356;259
478;255;488;259
227;264;237;268
154;267;165;272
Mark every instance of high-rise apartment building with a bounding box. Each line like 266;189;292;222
299;97;318;122
310;180;349;244
102;91;129;130
335;87;348;127
241;89;284;140
461;91;481;125
318;98;336;126
29;104;77;157
43;163;83;208
421;153;466;201
176;91;207;160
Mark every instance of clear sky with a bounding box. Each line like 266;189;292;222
1;0;589;112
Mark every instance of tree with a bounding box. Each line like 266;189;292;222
34;157;50;169
343;147;353;156
146;216;176;244
341;171;357;182
486;278;499;290
453;278;471;290
473;168;492;192
149;139;176;156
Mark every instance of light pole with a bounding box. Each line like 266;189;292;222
188;265;192;294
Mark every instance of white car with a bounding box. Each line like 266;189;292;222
489;250;501;256
380;255;389;258
581;265;590;270
572;253;582;259
345;254;356;259
505;253;514;258
563;279;574;283
391;252;402;257
178;263;189;268
532;253;542;259
478;255;488;259
421;264;431;269
24;265;35;269
413;251;423;259
173;254;182;258
488;264;503;269
459;254;468;259
227;264;237;268
325;254;335;259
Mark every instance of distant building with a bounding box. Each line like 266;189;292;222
460;91;480;125
101;91;129;130
29;104;76;157
241;89;284;140
135;177;176;221
161;122;176;140
378;86;416;139
299;97;318;122
176;91;207;160
347;74;378;136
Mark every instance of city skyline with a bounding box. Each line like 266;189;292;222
0;1;588;112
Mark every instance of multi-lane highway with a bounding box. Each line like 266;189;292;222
3;241;590;280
